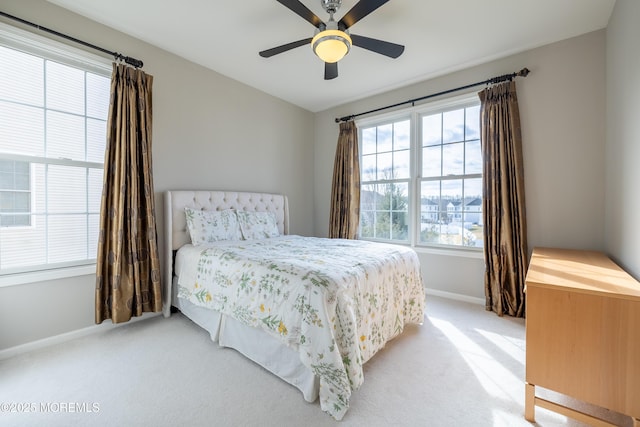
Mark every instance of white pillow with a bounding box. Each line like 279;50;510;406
236;211;280;240
184;207;242;245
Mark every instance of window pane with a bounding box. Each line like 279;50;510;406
464;178;482;200
439;223;464;246
361;127;376;155
46;61;84;115
361;154;377;181
0;46;43;106
466;105;480;140
393;149;410;179
375;211;390;239
46;110;85;160
361;184;376;210
442;142;464;176
465;140;482;174
87;118;107;163
0;214;46;268
443;109;465;143
391;211;408;240
422;114;441;146
442;179;462;200
48;165;86;213
359;210;375;238
86;73;110;120
88;168;103;213
391;181;409;242
420;222;440;244
377;124;392;152
376;184;391;210
0;102;44;156
48;214;87;263
391;182;408;211
377;152;392;179
420;181;440;221
422;145;441;177
394;120;410;150
463;178;483;248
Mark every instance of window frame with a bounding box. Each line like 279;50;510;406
0;22;112;286
356;92;483;253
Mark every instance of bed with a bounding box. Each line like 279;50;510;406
162;190;425;420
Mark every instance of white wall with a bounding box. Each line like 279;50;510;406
314;30;607;299
0;0;315;351
0;2;619;352
605;0;640;279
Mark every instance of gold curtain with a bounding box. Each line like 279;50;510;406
328;121;360;239
95;64;162;324
479;81;528;317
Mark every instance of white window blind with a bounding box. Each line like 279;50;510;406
0;23;111;275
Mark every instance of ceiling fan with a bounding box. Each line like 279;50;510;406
259;0;404;80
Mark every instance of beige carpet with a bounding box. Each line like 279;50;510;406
0;296;632;426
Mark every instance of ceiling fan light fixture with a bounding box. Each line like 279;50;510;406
312;29;351;63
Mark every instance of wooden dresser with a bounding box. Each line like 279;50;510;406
525;247;640;427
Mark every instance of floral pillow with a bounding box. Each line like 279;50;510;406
236;210;280;240
184;207;242;245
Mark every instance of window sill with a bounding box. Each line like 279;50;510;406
413;245;484;260
0;265;96;288
360;238;485;260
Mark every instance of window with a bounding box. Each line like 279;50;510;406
358;96;482;249
0;23;111;275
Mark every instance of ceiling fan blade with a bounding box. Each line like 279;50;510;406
325;62;338;80
259;38;312;58
351;34;404;58
277;0;324;28
338;0;389;30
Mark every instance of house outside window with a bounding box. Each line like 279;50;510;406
358;95;483;250
0;160;31;227
0;23;111;276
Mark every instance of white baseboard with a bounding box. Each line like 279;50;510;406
1;292;481;361
0;312;161;361
425;288;485;306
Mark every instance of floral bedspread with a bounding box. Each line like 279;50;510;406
177;235;425;420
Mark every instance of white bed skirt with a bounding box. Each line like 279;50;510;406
173;279;319;403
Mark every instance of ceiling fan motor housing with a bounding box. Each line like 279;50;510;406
321;0;342;15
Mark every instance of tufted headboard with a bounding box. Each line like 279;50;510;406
162;190;289;317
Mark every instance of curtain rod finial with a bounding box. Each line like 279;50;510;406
518;68;530;77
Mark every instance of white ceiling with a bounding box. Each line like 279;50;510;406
47;0;615;112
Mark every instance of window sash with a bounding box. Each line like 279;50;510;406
357;94;482;250
0;22;110;276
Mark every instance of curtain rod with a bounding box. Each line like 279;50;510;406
335;67;530;123
0;10;143;68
